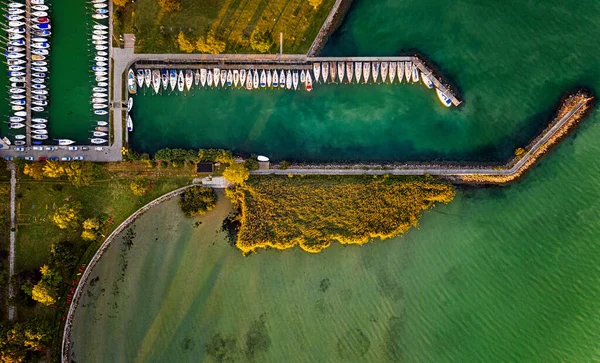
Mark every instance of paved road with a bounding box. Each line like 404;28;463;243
7;163;16;321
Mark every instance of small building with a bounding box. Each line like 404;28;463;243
196;162;213;173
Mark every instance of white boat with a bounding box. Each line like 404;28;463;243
397;62;404;83
337;62;344;83
57;139;76;146
322;62;329;83
226;70;232;87
404;61;412;82
421;72;434;89
279;70;285;88
97;121;109;126
15;135;26;140
10;116;24;122
246;70;252;90
32;130;48;135
32;101;48;106
32;11;48;17
32;118;47;123
217;70;224;87
169;69;177;91
363;62;370;83
412;64;419;83
194;69;200;86
94;131;108;137
200;68;207;87
260;70;266;88
32;107;45;112
127;69;137;94
240;69;246;87
14;111;26;116
381;62;388;83
93;87;107;92
32;5;49;11
152;69;161;94
300;70;305;83
329;62;336;83
92;103;107;109
127;97;133;112
313;63;320;83
207;70;213;87
286;70;292;89
161;69;168;90
436;88;452;107
177;70;184;92
389;62;396;83
355;62;362;84
233;70;239;87
31;124;46;129
306;72;312;92
32;135;48;140
10;88;25;94
92;35;107;40
144;69;151;89
94;24;108;30
91;138;107;144
94;3;107;8
127;115;133;132
95;110;108;115
185;70;193;91
267;70;272;87
93;30;107;35
8;3;25;8
292;71;299;90
253;70;259;89
346;62;353;83
9;123;25;129
2;137;11;146
136;69;144;88
272;70;278;87
213;68;220;87
372;62;380;83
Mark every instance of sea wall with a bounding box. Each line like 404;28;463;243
307;0;355;56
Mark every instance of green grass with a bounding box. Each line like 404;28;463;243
114;0;336;54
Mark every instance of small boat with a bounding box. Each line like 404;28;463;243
411;64;419;83
33;30;51;37
346;62;353;83
6;53;26;59
97;51;108;57
14;111;27;117
32;23;51;30
15;135;26;140
207;70;213;87
9;123;25;129
200;68;207;87
31;11;48;17
292;71;299;90
33;89;48;95
127;97;133;112
33;17;50;24
372;62;380;83
381;62;388;83
404;61;412;82
10;100;25;105
10;94;25;100
329;62;336;83
306;72;312;92
32;5;49;11
152;69;161;93
267;70;272;87
95;126;109;132
31;124;46;129
363;62;370;83
161;69;168;90
2;137;11;146
136;69;144;88
7;34;24;40
8;3;25;8
436;88;452;107
9;116;24;122
185;70;193;91
286;70;292;89
8;65;25;71
144;69;151;89
32;95;47;101
220;70;226;87
226;70;232;87
33;101;49;107
6;15;24;21
32;130;48;135
97;121;109;126
94;110;108;115
9;88;25;94
57;139;76;146
32;107;45;112
260;70;266;88
397;62;404;83
313;63;320;83
95;8;109;14
126;115;133;132
32;42;50;49
245;70;252;90
272;70;278;87
337;62;344;83
389;61;396;83
169;69;177;91
94;3;108;8
177;70;184;92
94;72;108;77
421;72;434;89
355;62;362;84
12;106;24;111
194;69;200;86
93;87;107;92
8;39;25;46
98;81;109;87
91;138;107;144
94;24;108;30
94;131;108;137
318;62;328;83
32;118;47;123
92;103;107;109
233;70;239;87
14;140;26;145
32;66;48;72
92;35;107;41
32;135;48;140
279;70;285;88
253;70;259;89
213;68;220;87
239;69;246;87
93;30;107;35
127;69;137;94
300;70;305;84
8;71;25;77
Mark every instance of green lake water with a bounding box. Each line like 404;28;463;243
71;0;600;361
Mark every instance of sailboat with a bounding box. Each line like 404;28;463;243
322;62;329;83
136;69;144;88
260;70;266;88
397;62;404;83
272;70;279;87
161;69;168;90
421;72;434;89
337;62;344;83
177;70;184;92
213;68;220;87
152;69;160;94
267;70;272;87
200;68;207;87
313;63;320;83
412;64;419;83
346;62;353;83
253;70;259;89
127;115;133;132
305;72;312;92
286;70;292;89
355;62;362;84
363;62;370;83
207;70;213;87
144;69;151;89
300;70;306;84
279;70;285;88
127;97;133;112
185;70;193;91
329;62;336;83
56;139;76;146
292;71;299;90
372;62;380;83
246;70;253;90
220;70;226;87
240;69;246;87
404;61;412;82
381;62;388;83
194;69;200;86
436;88;452;107
389;62;396;83
169;69;177;91
91;138;107;144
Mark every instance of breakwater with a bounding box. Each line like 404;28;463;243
307;0;354;56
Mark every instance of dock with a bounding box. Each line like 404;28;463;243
25;0;32;146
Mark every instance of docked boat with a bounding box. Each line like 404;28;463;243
267;70;272;87
337;62;344;83
389;61;396;83
193;69;200;86
372;62;380;83
9;123;25;129
93;87;107;92
321;62;328;83
313;63;320;83
14;111;26;117
213;68;220;87
95;126;109;132
94;131;108;137
411;64;419;83
279;70;285;88
226;70;232;87
169;69;177;91
245;70;252;90
94;24;108;30
200;68;207;87
329;62;336;82
292;71;299;90
421;72;434;89
32;135;48;140
220;70;226;87
14;135;26;140
161;69;169;90
91;138;107;144
10;88;25;94
97;121;109;126
404;61;412;81
32;95;47;101
272;70;278;87
300;70;305;84
56;139;76;146
32;11;48;17
233;70;239;87
363;62;370;83
127;115;133;132
127;69;137;94
381;62;388;83
32;107;45;112
306;72;312;92
32;101;48;106
177;70;184;92
14;140;26;145
10;100;25;106
397;62;404;83
31;124;46;129
260;70;266;88
92;103;107;109
32;118;47;123
144;69;151;88
436;88;452;107
253;70;259;89
207;70;213;87
10;116;24;122
32;42;50;49
346;62;353;83
355;62;362;84
94;110;108;115
32;5;49;11
136;69;144;88
239;69;246;87
286;70;292;89
32;130;48;135
127;97;133;112
185;70;193;91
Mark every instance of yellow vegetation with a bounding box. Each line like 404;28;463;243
308;0;323;9
195;31;226;54
158;0;181;14
223;163;250;185
50;202;82;230
177;31;195;53
112;0;127;7
31;282;55;306
130;175;151;196
23;164;44;180
42;161;65;178
227;176;455;254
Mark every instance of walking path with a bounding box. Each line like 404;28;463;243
7;162;16;321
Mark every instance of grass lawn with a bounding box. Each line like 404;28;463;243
113;0;336;54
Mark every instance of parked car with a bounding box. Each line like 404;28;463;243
4;156;13;161
67;146;78;151
44;146;56;151
38;157;47;161
95;147;103;151
14;147;25;152
61;156;72;161
81;146;89;151
32;146;43;151
25;156;33;161
73;156;84;161
48;157;59;161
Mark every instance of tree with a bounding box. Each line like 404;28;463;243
196;31;226;54
82;217;101;231
308;0;322;9
81;230;97;241
177;31;195;53
178;187;218;217
23;163;44;180
31;281;55;306
112;0;128;7
158;0;181;14
130;175;150;196
0;320;50;363
51;202;82;230
250;29;273;53
65;161;93;187
214;150;234;165
223;163;249;185
43;160;65;178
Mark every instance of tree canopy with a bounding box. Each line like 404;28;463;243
65;161;94;187
178;187;217;217
43;161;65;178
51;202;82;230
223;163;250;185
0;319;50;363
250;29;273;53
130;175;150;196
195;31;226;54
23;163;44;180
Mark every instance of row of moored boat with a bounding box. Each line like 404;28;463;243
88;0;110;145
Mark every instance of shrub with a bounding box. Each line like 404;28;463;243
178;187;218;217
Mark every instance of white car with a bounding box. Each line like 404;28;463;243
68;146;78;151
32;146;43;151
14;147;25;152
61;156;72;161
95;147;103;151
44;146;56;151
73;156;84;161
25;156;34;161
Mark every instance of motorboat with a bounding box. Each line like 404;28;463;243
322;62;328;83
8;71;25;77
32;73;46;78
260;70;266;88
6;15;24;21
404;61;412;81
93;30;107;35
2;137;11;146
412;64;419;83
8;34;24;40
213;68;220;87
14;140;26;145
207;70;213;87
9;116;24;122
10;94;25;100
33;30;51;37
91;138;107;144
31;124;46;129
363;62;370;83
219;70;226;87
31;11;48;17
233;70;239;87
292;71;299;90
194;69;200;86
93;103;107;109
92;98;108;103
98;82;109;87
32;135;48;140
32;23;51;30
94;131;108;137
11;106;24;111
93;3;108;8
127;115;133;132
32;49;49;55
32;84;46;89
421;72;434;89
93;87;107;92
32;5;49;11
313;63;320;83
389;61;396;83
33;17;50;24
95;8;109;14
8;21;26;27
56;139;76;146
94;110;108;115
226;70;232;87
169;69;176;91
94;24;108;30
200;68;207;87
144;69;151;88
32;37;48;43
286;70;292;89
33;101;48;106
239;69;246;86
32;107;45;112
33;90;49;95
8;3;25;8
15;135;26;140
8;65;25;71
92;40;107;45
7;46;24;53
136;69;144;88
32;130;48;135
96;61;108;67
32;42;50;49
32;66;48;72
32;118;47;123
279;70;285;88
14;111;26;117
127;69;137;94
92;66;107;72
306;72;312;92
372;62;380;83
337;62;344;83
267;70;272;87
185;69;193;91
32;95;47;101
9;123;25;129
97;121;108;126
253;70;259;89
436;88;452;107
152;69;161;94
355;62;362;83
328;62;336;82
6;53;26;59
11;100;25;106
8;39;25;46
381;62;388;83
272;70;278;87
6;27;26;34
97;51;109;57
32;55;46;62
10;88;25;94
177;70;184;92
